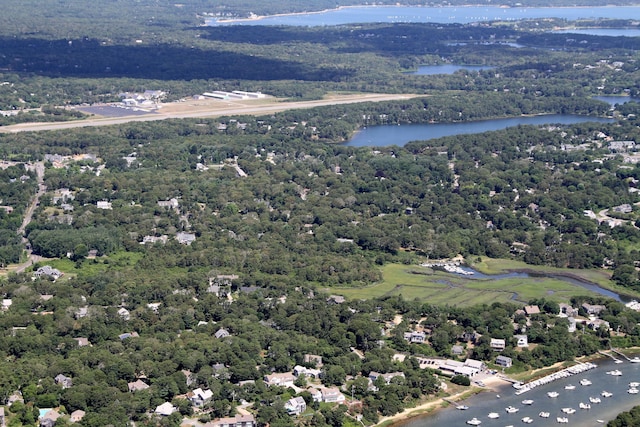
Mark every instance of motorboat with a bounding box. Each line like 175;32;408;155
580;378;592;386
629;382;640;388
628;387;639;394
539;412;550;418
607;369;623;376
458;405;470;410
505;406;519;414
521;417;533;424
579;402;591;409
521;399;534;405
601;391;613;397
488;412;500;419
557;417;569;424
630;357;640;363
467;418;482;426
547;391;559;398
615;359;624;364
564;384;576;390
589;396;601;404
561;408;576;414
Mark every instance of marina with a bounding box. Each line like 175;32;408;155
515;362;597;395
400;357;640;427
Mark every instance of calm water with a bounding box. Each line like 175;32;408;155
594;96;640;106
453;267;628;303
401;358;640;427
555;28;640;37
208;6;640;26
407;65;493;75
345;115;614;147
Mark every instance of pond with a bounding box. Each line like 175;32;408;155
345;115;614;147
451;266;629;303
406;64;494;75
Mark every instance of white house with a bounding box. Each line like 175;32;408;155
188;387;214;407
155;402;177;416
285;396;306;415
515;334;529;348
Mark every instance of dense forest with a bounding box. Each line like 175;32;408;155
1;1;640;426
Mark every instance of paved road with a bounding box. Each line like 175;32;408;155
0;94;418;133
10;161;46;274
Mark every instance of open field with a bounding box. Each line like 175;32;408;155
333;259;636;306
0;92;419;133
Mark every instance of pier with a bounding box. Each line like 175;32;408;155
598;350;623;363
514;362;597;395
610;348;632;362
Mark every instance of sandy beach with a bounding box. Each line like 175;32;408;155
374;375;513;426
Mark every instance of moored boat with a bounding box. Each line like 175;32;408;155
602;391;613;397
607;369;623;376
589;396;601;404
628;387;639;394
561;407;576;414
521;416;533;424
547;391;559;398
579;402;591;409
539;412;550;418
564;384;576;390
488;412;499;419
521;399;534;405
557;417;569;424
505;406;519;414
580;378;592;386
466;417;482;426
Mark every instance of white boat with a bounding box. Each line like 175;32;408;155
607;369;623;376
557;417;569;424
521;399;534;405
467;418;482;426
629;382;640;388
458;405;470;410
589;396;601;404
630;357;640;363
580;378;592;386
564;384;576;390
488;412;500;419
601;391;613;397
615;359;624;364
579;402;591;409
539;412;550;418
505;406;519;414
521;417;533;424
628;387;639;394
547;391;559;398
561;407;576;414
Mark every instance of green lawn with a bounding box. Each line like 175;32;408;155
333;259;634;306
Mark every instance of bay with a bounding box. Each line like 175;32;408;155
344;115;614;147
554;28;640;37
207;6;640;27
399;358;640;427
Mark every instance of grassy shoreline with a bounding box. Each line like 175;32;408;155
333;257;640;305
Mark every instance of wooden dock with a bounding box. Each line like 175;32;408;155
611;348;632;361
598;350;623;363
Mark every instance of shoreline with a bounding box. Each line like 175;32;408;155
207;4;640;25
377;355;617;427
375;376;513;427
